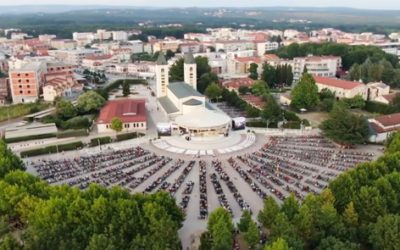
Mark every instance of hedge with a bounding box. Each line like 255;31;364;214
57;129;89;138
363;101;396;114
5;133;57;143
90;136;112;147
20;141;83;157
116;132;144;141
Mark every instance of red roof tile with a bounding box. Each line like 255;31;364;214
97;99;147;124
374;113;400;127
314;76;363;90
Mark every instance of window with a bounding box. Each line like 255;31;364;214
26;79;30;83
18;79;21;83
25;73;28;77
19;90;23;94
27;85;30;88
27;90;31;94
17;74;20;77
19;85;22;88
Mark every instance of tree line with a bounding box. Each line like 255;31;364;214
274;42;399;70
0;140;184;250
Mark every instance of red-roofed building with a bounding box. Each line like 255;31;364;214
374;93;397;105
82;54;115;71
241;94;266;109
97;99;147;133
369;112;400;142
222;77;255;91
313;76;367;100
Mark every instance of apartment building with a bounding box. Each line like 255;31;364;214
293;56;341;81
9;62;46;103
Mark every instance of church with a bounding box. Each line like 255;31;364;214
156;52;231;137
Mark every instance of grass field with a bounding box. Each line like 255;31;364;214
0;102;51;122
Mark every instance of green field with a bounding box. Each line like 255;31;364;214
0;102;50;122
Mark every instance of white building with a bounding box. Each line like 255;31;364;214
112;31;129;42
293;56;341;81
314;76;368;100
369;113;400;143
256;41;279;56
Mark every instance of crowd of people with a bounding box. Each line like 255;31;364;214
27;135;377;222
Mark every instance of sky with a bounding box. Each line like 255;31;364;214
0;0;399;10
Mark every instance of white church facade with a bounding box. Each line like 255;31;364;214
155;52;231;137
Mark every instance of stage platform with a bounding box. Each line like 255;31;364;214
151;131;257;156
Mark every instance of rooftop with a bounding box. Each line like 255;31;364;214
374;113;400;128
168;82;203;99
158;96;179;114
97;99;146;124
156;52;168;65
314;76;363;90
183;98;203;106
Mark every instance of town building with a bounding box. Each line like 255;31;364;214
313;76;368;100
369;113;400;143
0;78;9;105
293;56;341;81
9;62;46;103
222;77;254;92
97;99;147;134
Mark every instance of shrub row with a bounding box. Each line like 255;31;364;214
116;132;144;142
5;133;57;143
90;136;112;147
20;141;83;157
363;101;397;114
57;129;89;138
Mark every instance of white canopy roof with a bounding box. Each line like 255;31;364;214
175;109;231;129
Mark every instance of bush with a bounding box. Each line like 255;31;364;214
116;132;144;141
57;129;89;138
90;136;112;147
20;141;83;157
60;116;91;130
5;133;57;143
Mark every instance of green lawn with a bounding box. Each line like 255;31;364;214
0;102;50;122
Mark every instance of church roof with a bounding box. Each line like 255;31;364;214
158;96;179;114
156;52;168;65
183;98;203;106
184;52;195;64
167;82;203;99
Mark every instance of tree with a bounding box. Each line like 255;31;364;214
263;238;291;250
169;58;184;81
198;72;218;94
0;233;22;250
205;83;222;101
320;102;369;145
244;219;260;249
238;210;252;232
281;194;299;221
195;56;212;78
316;236;359;250
56;99;77;119
110;117;123;134
261;63;276;88
0;140;25;179
207;208;234;250
261;94;283;123
258;197;280;229
76;91;106;114
122;80;130;97
238;86;251;95
251;80;269;96
249;63;259;80
369;214;400;250
290;73;319;110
